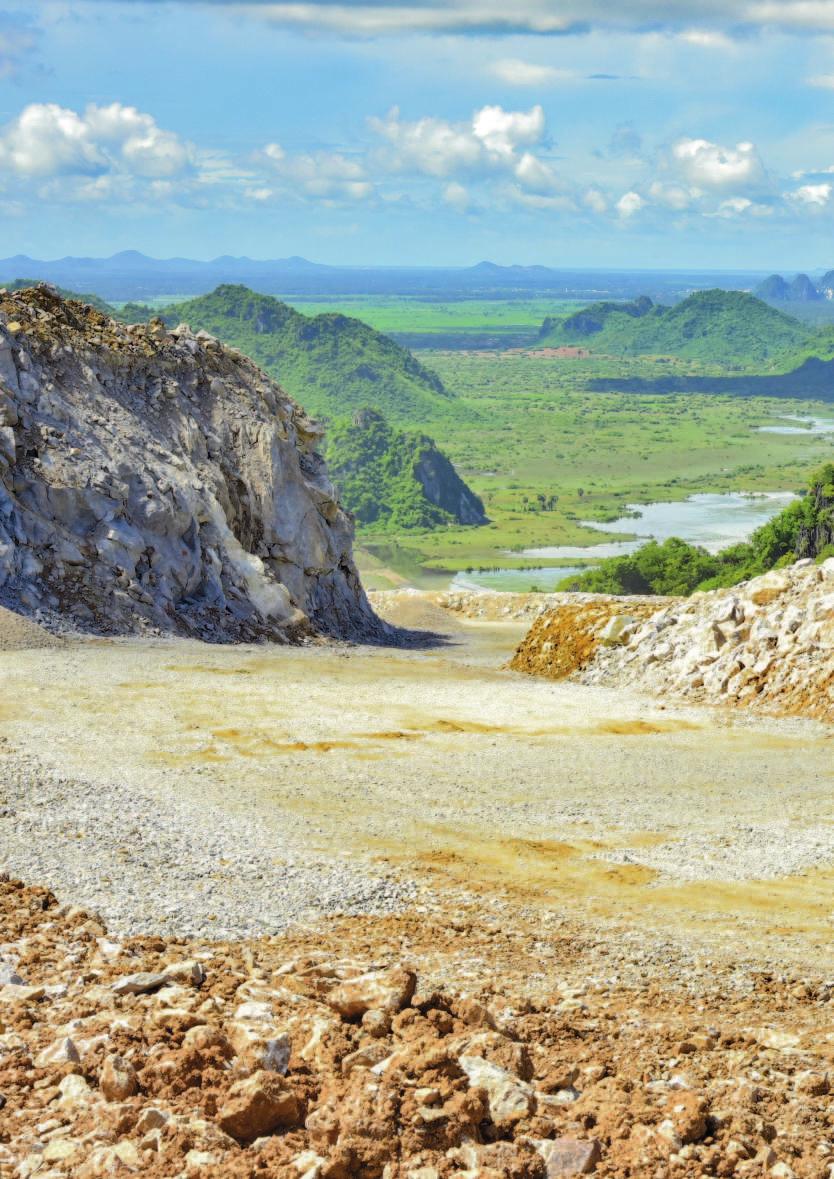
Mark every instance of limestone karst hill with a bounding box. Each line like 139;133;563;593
0;285;384;642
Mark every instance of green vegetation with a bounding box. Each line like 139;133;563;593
326;408;486;530
1;278;114;315
120;285;457;425
561;464;834;596
537;289;810;367
90;287;834;586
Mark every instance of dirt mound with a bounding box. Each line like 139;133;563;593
510;597;675;680
2;875;834;1178
0;604;60;650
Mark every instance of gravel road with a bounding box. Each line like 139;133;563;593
1;600;832;966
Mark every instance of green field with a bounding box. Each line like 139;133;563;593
282;296;584;338
354;349;834;589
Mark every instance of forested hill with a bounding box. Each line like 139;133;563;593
326;408;487;531
537;289;810;365
124;285;455;425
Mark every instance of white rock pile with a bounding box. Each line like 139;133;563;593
579;559;834;720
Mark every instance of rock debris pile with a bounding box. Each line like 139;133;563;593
0;286;381;641
512;560;834;721
3;877;834;1178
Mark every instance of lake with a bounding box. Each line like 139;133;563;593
454;491;797;592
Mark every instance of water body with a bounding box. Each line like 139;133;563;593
758;414;834;436
451;565;587;593
521;492;798;562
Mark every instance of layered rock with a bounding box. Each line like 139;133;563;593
0;286;383;641
512;560;834;721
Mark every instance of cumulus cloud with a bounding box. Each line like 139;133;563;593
789;181;832;205
0;102;191;183
370;103;547;179
648;181;693;210
262;142;371;200
671;137;764;189
616;190;644;217
807;73;834;88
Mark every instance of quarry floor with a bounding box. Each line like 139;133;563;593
2;592;834;988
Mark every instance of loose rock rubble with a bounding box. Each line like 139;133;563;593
4;877;834;1178
0;286;382;642
511;560;834;721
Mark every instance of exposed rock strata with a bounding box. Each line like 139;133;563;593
512;560;834;721
0;286;383;641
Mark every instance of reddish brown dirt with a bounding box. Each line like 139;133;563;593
3;877;834;1178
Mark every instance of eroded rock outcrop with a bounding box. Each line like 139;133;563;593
0;286;383;641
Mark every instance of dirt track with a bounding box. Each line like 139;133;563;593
1;593;833;980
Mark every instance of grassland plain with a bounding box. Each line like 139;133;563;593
357;350;834;588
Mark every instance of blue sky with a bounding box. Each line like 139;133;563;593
3;2;834;267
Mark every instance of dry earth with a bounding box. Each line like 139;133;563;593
2;593;834;1177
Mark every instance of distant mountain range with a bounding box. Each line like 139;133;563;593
755;271;834;303
0;251;771;302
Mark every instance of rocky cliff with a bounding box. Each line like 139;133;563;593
0;286;383;642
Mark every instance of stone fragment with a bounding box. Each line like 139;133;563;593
326;966;416;1019
532;1136;602;1176
34;1035;80;1068
112;970;169;996
217;1070;300;1141
459;1054;534;1127
100;1053;139;1101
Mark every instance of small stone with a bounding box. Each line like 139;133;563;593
112;970;168;996
533;1136;602;1176
100;1053;139;1102
34;1035;81;1068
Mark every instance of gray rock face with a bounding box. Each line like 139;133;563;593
0;286;383;641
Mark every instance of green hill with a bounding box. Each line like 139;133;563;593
326;408;487;531
122;285;456;425
1;278;114;315
537;289;810;365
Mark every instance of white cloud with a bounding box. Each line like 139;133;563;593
513;151;561;194
671;137;764;189
0;102;191;182
262;143;371;200
442;181;470;211
808;73;834;89
489;59;576;86
790;181;832;205
222;1;834;38
616;190;644;217
677;29;734;48
370;103;547;180
648;181;693;210
583;187;608;213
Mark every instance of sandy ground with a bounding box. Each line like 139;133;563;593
1;595;833;981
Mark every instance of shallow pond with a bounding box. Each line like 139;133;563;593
450;565;588;592
758;414;834;435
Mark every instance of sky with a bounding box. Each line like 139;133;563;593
3;2;834;267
